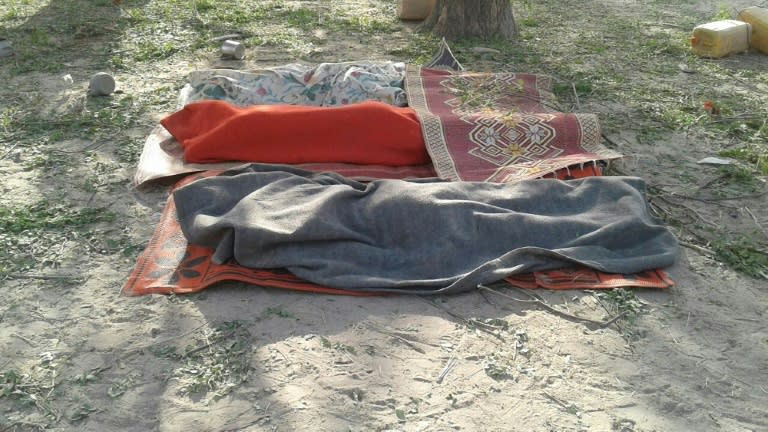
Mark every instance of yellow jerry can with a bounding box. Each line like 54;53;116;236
737;7;768;54
690;20;751;58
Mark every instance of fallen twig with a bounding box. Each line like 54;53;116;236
666;193;740;209
11;333;37;347
0;141;20;160
123;322;207;356
649;200;672;219
207;33;242;42
643;21;688;30
697;174;728;192
478;285;626;329
703;190;768;202
436;355;457;384
650;193;719;226
744;207;768;241
182;329;237;359
600;133;620;149
679;240;716;256
6;273;85;282
649;184;741;209
478;288;499;308
218;411;288;432
571;82;581;110
541;391;578;413
584;402;637;413
364;322;431;354
419;297;505;341
707;113;768;123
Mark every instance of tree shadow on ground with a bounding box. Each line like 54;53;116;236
167;284;526;430
620;257;768;431
177;280;652;430
0;0;152;75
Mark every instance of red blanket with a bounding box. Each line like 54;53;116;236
160;100;430;166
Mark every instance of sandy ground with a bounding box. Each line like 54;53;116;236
1;0;767;431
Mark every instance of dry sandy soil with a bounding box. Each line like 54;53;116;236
1;0;767;431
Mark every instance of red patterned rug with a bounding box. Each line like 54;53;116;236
405;66;622;183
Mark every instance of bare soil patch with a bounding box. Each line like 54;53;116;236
1;0;766;431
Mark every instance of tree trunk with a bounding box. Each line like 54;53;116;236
421;0;517;40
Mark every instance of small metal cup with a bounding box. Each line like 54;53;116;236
221;40;245;60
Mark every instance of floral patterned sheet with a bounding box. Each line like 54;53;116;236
177;61;408;108
135;61;413;187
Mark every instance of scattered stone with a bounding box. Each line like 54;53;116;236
208;33;242;42
472;46;501;54
88;72;116;96
0;39;12;57
697;157;734;165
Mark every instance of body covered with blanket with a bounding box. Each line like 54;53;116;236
160;100;428;166
173;164;677;294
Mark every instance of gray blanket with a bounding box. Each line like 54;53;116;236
173;164;678;294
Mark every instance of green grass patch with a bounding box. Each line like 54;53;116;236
68;403;98;423
719;147;768;175
636;125;664;145
0;106;22;132
9;96;143;149
320;336;357;355
483;351;514;380
659;106;699;128
284;7;321;27
1;0;120;75
720;121;766;140
711;4;732;21
713;236;768;279
0;201;116;234
0;355;61;422
175;321;252;403
193;0;216;13
639;34;689;57
714;165;763;194
114;136;145;163
263;305;295;319
24;150;72;171
597;289;643;326
132;39;180;62
332;13;397;34
595;288;646;339
387;32;442;64
28;27;49;46
553;81;593;100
